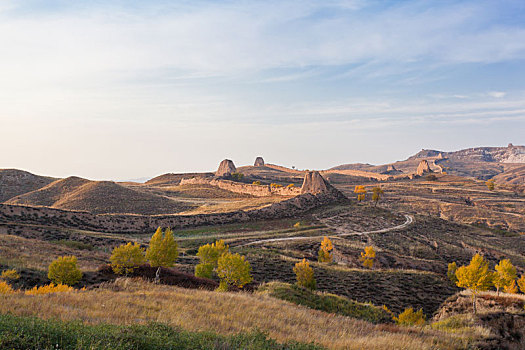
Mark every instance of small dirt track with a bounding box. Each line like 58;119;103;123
237;214;413;247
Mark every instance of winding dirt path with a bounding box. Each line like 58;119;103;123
236;214;413;247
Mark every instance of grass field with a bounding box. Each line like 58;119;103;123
0;314;320;350
0;278;471;350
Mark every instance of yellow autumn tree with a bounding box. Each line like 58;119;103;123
505;280;518;294
360;246;376;268
393;307;426;326
318;236;333;263
0;281;14;295
354;185;367;202
146;227;179;268
486;179;495;191
371;187;384;206
195;240;229;278
48;256;83;286
25;283;75;295
493;259;517;295
293;259;316;290
517;275;525;294
110;242;146;275
0;269;20;282
455;254;493;313
216;252;253;291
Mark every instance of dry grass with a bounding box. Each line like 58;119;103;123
0;278;470;350
180;196;291;215
0;234;107;271
463;290;525;302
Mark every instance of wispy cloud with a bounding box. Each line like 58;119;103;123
1;0;524;178
488;91;507;98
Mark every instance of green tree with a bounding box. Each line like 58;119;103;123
371;187;384;206
455;254;493;313
318;236;333;263
110;242;146;275
195;240;229;278
293;259;316;290
146;227;179;268
231;173;244;181
493;259;517;295
447;262;458;285
195;263;214;279
48;256;83;286
216;252;253;291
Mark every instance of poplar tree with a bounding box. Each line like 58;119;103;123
493;259;517;295
318;236;334;263
293;259;316;290
517;275;525;294
354;185;367;201
455;254;493;313
146;227;179;268
195;240;229;278
360;246;376;268
48;256;83;286
372;187;384;206
216;252;253;291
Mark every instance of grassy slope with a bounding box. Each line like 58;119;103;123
244;251;456;316
0;278;468;350
0;314;319;350
257;282;392;324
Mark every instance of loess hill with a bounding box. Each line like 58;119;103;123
0;169;56;202
4;176;194;215
331;144;525;188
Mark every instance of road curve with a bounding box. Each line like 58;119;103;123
236;214;413;247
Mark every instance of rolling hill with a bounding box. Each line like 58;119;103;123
5;176;193;215
0;169;56;202
332;144;525;185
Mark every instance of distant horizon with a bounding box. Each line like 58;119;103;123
2;1;524;180
2;142;523;182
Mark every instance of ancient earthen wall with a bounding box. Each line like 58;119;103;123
179;177;301;197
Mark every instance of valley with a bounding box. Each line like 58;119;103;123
1;149;525;349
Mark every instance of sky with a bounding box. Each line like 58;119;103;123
1;0;525;180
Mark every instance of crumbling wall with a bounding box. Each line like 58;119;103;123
179;177;301;197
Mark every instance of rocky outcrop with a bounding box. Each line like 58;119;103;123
381;165;402;175
300;171;347;200
215;159;236;177
254;157;265;166
301;171;330;194
416;160;432;176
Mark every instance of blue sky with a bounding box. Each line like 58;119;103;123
1;0;525;180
